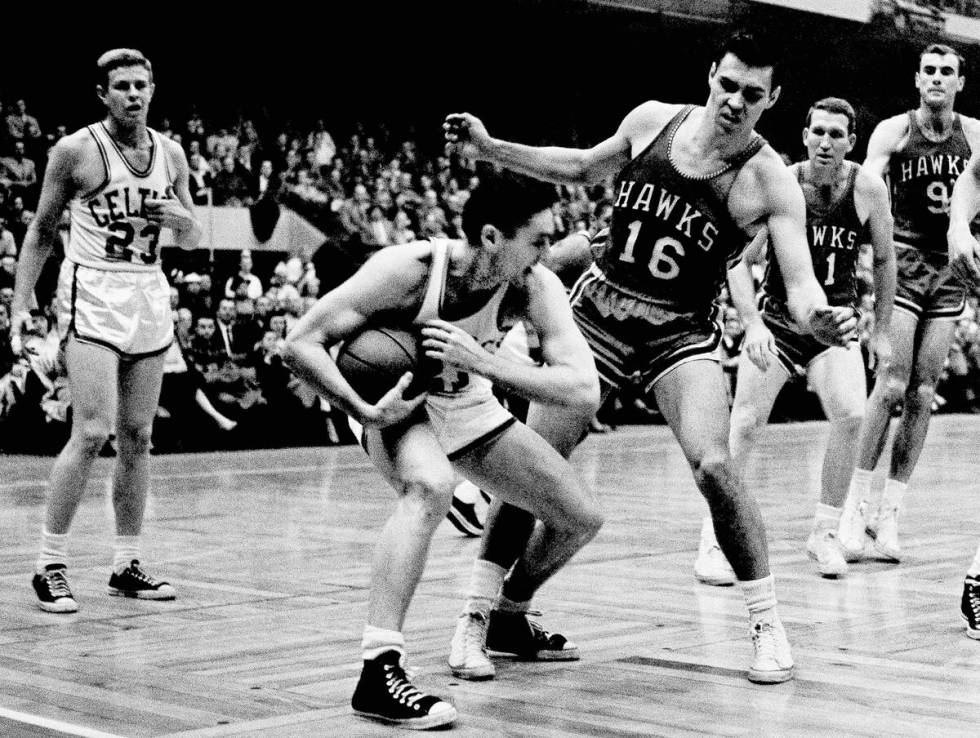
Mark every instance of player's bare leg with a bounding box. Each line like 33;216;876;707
806;345;865;577
355;417;459;728
33;337;118;613
840;310;916;560
872;317;957;561
697;353;788;586
654;359;793;683
106;350;175;600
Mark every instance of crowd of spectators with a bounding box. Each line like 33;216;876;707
2;97;980;454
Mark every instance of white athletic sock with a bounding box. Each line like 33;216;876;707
464;559;506;617
741;574;778;623
847;468;874;507
112;535;140;574
967;541;980;578
37;529;69;573
496;594;531;614
880;478;907;515
813;503;843;531
361;624;405;661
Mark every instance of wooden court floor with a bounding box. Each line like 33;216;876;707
2;416;980;737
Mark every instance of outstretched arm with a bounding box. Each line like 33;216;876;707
443;110;636;185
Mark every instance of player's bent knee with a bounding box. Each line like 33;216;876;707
116;424;154;455
400;477;456;522
72;420;112;457
881;376;908;409
693;451;735;492
906;382;937;410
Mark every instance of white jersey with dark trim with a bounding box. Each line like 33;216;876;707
66;123;174;271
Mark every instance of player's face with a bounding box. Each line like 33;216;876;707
803;110;855;171
707;54;779;134
916;53;963;109
99;65;154;126
495;210;555;280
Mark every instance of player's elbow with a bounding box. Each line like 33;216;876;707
565;371;601;416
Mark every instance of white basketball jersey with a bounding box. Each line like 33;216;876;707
67;123;174;271
415;239;513;397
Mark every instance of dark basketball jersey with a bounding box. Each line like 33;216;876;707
889;110;972;252
596;105;764;319
761;162;868;317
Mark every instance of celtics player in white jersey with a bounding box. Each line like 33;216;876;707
10;49;201;613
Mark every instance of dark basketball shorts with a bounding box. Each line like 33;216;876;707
894;242;965;321
568;265;721;397
762;310;836;376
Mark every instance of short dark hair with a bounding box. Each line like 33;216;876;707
806;97;857;135
461;171;558;245
920;43;965;76
715;30;781;88
96;48;153;88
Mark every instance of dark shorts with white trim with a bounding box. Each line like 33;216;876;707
763;310;835;376
568;265;721;397
894;242;965;321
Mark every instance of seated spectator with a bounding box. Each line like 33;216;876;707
214;297;258;362
187;152;213;205
0;141;38;204
212;155;252;206
187;315;223;373
224;249;263;300
5;99;41;143
254;159;280;201
0;253;16;290
391;210;415;245
155;340;237;452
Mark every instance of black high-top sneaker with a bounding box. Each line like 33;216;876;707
486;609;579;660
351;650;457;729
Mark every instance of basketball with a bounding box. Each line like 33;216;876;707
336;327;428;404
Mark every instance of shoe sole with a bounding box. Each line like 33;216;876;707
107;586;177;600
870;543;901;563
694;572;735;587
353;706;458;729
37;600;78;613
806;549;847;578
960;614;980;640
747;666;794;684
449;664;495;680
486;648;580;661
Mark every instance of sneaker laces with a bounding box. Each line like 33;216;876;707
45;570;72;599
752;621;778;662
126;563;159;586
383;663;424;707
462;612;489;656
967;583;980;619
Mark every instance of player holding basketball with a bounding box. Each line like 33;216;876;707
694;97;895;583
445;30;856;684
945;146;980;639
838;44;980;563
10;49;201;613
283;172;602;729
